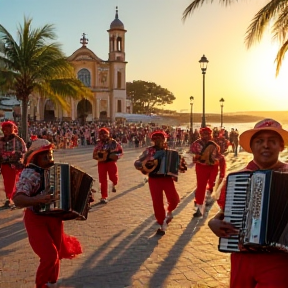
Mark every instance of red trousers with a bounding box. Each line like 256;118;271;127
195;163;218;205
1;164;22;199
148;177;180;225
98;161;118;199
24;209;82;287
24;209;62;287
230;252;288;288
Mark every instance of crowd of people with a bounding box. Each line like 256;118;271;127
24;120;239;152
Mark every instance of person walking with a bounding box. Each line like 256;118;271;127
0;121;27;208
212;128;229;155
209;118;288;288
13;139;82;288
190;127;226;217
93;127;123;204
232;128;239;156
134;130;187;235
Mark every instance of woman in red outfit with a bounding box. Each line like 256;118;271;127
209;118;288;288
13;139;82;288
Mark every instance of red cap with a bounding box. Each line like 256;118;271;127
200;127;212;134
1;121;16;129
99;127;110;134
150;130;168;139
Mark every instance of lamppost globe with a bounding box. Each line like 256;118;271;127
199;55;209;128
220;98;225;128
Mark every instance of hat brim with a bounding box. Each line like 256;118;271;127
239;127;288;153
26;144;53;165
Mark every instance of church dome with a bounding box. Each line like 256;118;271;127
110;7;124;29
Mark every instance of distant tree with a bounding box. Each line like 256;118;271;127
183;0;288;75
0;17;92;142
126;80;175;114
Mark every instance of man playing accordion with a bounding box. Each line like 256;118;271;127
13;139;82;288
208;118;288;288
134;130;187;235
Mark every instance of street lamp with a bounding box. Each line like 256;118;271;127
190;96;194;143
220;97;224;128
199;54;209;128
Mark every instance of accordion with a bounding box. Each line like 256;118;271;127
139;149;180;177
219;170;288;253
37;163;94;221
155;149;181;177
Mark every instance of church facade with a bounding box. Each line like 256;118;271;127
29;7;131;122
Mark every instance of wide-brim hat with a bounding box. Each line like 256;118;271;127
25;139;53;164
239;118;288;153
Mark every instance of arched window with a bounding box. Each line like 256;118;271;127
110;36;114;52
117;36;122;51
78;68;91;87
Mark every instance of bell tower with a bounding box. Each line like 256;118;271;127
107;6;128;121
108;6;126;62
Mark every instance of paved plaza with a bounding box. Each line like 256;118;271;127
0;146;232;288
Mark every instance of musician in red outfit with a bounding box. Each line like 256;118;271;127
13;139;82;288
134;131;187;235
93;127;123;204
190;127;226;217
0;121;26;208
209;118;288;288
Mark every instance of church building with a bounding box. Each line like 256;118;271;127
29;7;131;122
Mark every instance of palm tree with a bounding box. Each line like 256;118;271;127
0;17;92;142
183;0;288;75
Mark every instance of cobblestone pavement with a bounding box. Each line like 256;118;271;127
0;146;231;288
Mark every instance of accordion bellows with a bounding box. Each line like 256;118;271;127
37;163;93;220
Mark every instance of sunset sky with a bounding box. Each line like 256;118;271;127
1;0;288;114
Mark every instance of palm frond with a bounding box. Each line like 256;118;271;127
182;0;236;21
271;4;288;42
245;0;288;48
275;39;288;75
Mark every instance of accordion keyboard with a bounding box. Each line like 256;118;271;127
219;172;251;252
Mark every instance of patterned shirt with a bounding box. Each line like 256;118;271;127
190;139;223;166
0;134;27;168
93;138;123;162
15;167;42;197
15;165;44;211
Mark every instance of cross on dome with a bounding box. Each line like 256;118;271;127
80;33;89;47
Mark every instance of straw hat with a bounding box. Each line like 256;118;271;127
25;139;53;165
239;118;288;153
